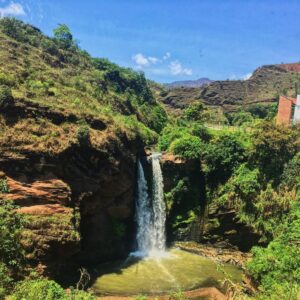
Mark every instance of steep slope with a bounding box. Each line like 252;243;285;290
0;18;167;279
156;63;300;114
164;78;213;88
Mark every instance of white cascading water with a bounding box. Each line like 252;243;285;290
134;153;166;257
151;153;166;253
135;159;153;254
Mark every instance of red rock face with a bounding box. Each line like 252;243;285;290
1;177;71;207
277;62;300;73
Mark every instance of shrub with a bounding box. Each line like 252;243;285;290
184;102;204;121
0;179;9;193
250;121;298;183
247;201;300;298
281;152;300;190
53;24;73;49
203;134;245;186
11;279;66;300
170;135;203;159
231;111;254;126
0;263;13;300
77;124;90;146
190;123;211;142
0;200;25;271
68;287;95;300
0;85;13;108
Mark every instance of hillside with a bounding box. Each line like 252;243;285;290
156;63;300;114
0;18;167;278
164;78;213;88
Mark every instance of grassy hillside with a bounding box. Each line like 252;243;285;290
0;18;167;152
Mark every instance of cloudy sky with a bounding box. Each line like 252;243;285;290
1;0;300;83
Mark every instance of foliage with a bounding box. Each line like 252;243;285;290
53;24;73;49
0;200;25;271
0;263;12;300
250;122;299;183
216;164;261;207
0;85;13;108
203;134;245;186
69;287;95;300
170;135;203;159
231;111;254;126
184;102;204;121
0;179;9;193
190;123;211;142
247;202;300;299
0;18;166;146
11;279;66;300
77;123;90;146
280;152;300;190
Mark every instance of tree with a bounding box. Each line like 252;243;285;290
53;24;73;48
170;135;204;159
250;121;299;184
184;102;204;122
203;134;245;186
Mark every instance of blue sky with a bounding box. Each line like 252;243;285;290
1;0;300;83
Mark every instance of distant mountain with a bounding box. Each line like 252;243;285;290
164;78;213;88
155;62;300;114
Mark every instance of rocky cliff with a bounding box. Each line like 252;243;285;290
0;98;145;279
0;18;166;281
156;62;300;114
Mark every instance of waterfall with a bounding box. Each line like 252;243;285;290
135;159;152;254
134;153;166;257
151;153;166;252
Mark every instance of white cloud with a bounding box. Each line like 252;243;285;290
163;52;171;60
132;53;150;67
169;60;192;76
148;56;160;64
243;73;252;80
0;2;25;18
132;53;165;68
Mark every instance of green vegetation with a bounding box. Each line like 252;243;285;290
0;17;166;151
247;202;300;299
0;17;299;300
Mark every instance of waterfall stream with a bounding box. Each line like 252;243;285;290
134;153;166;257
151;153;166;252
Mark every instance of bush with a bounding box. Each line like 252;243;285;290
281;152;300;190
203;134;245;186
247;202;300;298
0;200;25;271
69;287;95;300
77;124;90;146
170;135;203;159
190;123;211;142
0;263;12;300
0;85;13;108
250;121;298;183
231;111;254;126
184;102;204;121
0;179;9;193
12;279;66;300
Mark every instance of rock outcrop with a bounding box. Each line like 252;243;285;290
0;110;143;280
156;62;300;114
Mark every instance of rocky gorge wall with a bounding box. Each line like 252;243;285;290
0;99;148;281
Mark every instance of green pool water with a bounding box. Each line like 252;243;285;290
91;248;243;296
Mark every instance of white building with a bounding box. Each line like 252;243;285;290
293;95;300;124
